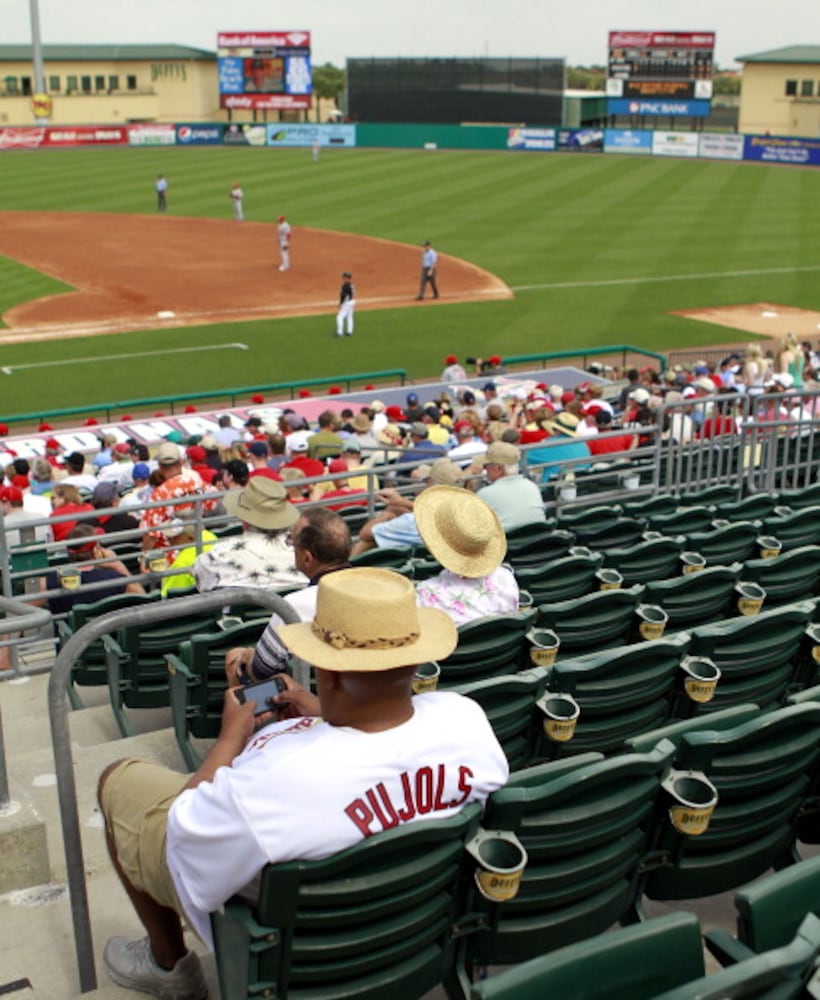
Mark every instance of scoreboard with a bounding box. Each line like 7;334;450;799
606;31;715;102
217;31;312;111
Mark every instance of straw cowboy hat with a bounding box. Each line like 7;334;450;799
277;568;457;671
413;486;506;579
223;477;298;531
541;411;580;438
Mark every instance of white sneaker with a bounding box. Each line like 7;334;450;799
103;936;208;999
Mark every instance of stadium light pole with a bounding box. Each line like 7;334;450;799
29;0;46;104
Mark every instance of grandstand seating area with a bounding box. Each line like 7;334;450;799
3;392;820;997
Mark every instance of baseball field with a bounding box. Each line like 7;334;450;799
0;144;818;415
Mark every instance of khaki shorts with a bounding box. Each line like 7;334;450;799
99;759;188;913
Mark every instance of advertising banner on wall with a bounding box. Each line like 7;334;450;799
217;30;312;111
556;129;604;151
698;132;744;160
507;127;556;151
176;124;225;145
743;135;820;166
607;98;712;117
222;123;267;147
651;131;700;157
0;125;133;148
265;123;357;147
128;124;177;146
603;129;652;154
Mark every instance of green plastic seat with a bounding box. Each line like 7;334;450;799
621;494;678;518
624;703;761;755
646;506;716;535
685;601;814;712
434;611;537;689
761;506;820;551
641;702;820;904
570;517;647;553
504;526;574;570
469;912;705;1000
350;545;415;569
602;535;684;586
452;669;542;770
679;484;741;507
685;520;761;566
716;492;779;523
537;632;691;757
536;584;644;655
777;482;820;511
210;803;484;1000
466;743;674;967
643;563;742;630
167;618;270;770
742;546;820;607
514;552;603;604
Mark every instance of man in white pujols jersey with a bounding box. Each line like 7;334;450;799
98;567;508;999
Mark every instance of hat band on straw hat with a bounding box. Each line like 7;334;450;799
312;623;420;651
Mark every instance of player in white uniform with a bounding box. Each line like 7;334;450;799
97;568;508;998
335;271;356;337
230;182;243;221
277;214;291;271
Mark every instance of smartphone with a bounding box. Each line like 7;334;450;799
235;675;287;716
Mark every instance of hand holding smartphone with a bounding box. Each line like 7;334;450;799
234;675;287;716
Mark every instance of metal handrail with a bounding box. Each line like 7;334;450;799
47;587;303;994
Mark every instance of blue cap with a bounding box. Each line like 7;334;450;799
406;392;419;405
132;463;150;480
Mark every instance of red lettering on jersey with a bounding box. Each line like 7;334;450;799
366;783;400;830
433;763;448;811
416;766;434;813
452;765;474;807
398;771;416;821
345;799;374;836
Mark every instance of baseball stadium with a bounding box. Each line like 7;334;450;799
1;27;820;1000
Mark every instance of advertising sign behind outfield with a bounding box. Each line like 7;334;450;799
507;128;556;151
265;124;356;147
698;133;744;160
176;124;224;145
128;124;176;146
217;30;312;111
652;131;699;157
222;124;267;147
607;98;712;117
556;129;604;151
603;129;652;154
744;135;820;166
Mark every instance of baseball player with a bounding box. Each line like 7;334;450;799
416;241;439;300
335;272;356;337
155;174;168;213
277;215;292;271
230;182;244;221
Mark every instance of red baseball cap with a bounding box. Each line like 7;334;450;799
0;485;23;504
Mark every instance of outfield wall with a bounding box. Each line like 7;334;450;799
1;121;819;167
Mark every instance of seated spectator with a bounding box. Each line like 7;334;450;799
91;480;141;538
316;458;368;510
586;410;638;456
281;432;325;480
213;413;241;449
246;441;280;481
97;443;135;489
91;433;117;470
44;524;145;616
407;422;447;464
194;477;307;592
441;354;467;382
225;507;352;683
185;444;217;486
266;434;288;472
528;412;591;482
28;457;56;499
140;442;217;558
447;422;487;466
350;458;462;556
474;441;547;531
339;440;370;491
96;568;507;996
160;517;218;597
0;485;49;547
61;452;98;494
119;463;153;510
414;486;519;627
278;466;312;504
50;483;95;543
307;410;344;461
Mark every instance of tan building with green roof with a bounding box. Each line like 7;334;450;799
737;46;820;137
0;44;219;124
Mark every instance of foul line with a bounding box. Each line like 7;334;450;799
1;342;249;375
510;263;820;293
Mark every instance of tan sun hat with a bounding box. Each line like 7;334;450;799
223;477;298;531
276;568;457;671
413;485;506;578
541;411;580;437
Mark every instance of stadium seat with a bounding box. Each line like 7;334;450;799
685;601;814;711
453;669;542;769
504;525;574;570
679;484;740;507
166;618;270;770
535;585;644;655
350;545;415;569
777;482;820;510
601;535;684;586
645;506;716;535
643;563;743;631
469;912;705;1000
567;517;647;553
685;520;762;566
465;743;674;967
742;545;820;606
534;632;691;757
514;551;603;604
716;492;779;523
210;803;484;1000
640;702;820;904
434;611;536;688
620;493;678;518
557;504;624;532
760;505;820;551
58;591;161;709
623;703;761;755
102;606;224;736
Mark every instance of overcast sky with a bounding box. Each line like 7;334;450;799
2;0;816;70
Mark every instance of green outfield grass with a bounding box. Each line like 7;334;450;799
0;145;819;416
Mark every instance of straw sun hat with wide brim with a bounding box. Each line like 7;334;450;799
540;411;580;438
413;485;506;578
223;477;299;531
277;567;457;671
